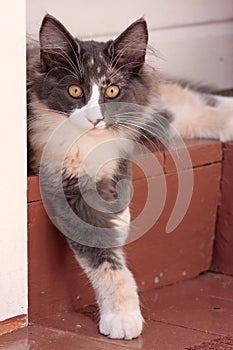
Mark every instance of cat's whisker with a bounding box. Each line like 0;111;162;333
48;65;79;80
42;23;83;75
113;122;160;154
109;58;147;81
62;33;84;75
108;60;146;80
110;110;168;131
28;106;68;117
110;39;146;70
42;65;80;93
107;39;145;76
27;111;66;126
42;46;81;77
129;121;169;143
115;115;170;145
118;113;168;131
120;123;160;147
42;41;81;74
108;47;158;78
108;40;159;79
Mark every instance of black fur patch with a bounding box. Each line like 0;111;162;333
68;239;123;270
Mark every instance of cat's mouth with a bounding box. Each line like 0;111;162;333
91;118;105;128
68;112;107;131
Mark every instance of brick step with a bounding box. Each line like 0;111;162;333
27;139;222;322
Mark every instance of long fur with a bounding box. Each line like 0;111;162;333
27;14;233;340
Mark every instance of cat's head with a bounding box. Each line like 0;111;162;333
29;14;155;134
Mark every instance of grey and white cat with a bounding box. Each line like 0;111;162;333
27;14;233;340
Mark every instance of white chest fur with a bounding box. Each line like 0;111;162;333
64;128;126;181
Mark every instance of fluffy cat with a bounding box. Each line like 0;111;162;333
27;14;233;340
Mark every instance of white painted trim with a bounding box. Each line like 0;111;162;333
149;21;233;90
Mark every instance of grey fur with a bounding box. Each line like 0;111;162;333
200;93;219;107
172;78;219;107
68;240;124;269
28;15;218;271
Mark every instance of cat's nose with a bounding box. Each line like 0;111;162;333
87;117;97;125
88;118;103;126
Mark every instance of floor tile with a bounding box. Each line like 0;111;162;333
0;273;232;350
0;325;123;350
37;309;136;348
140;320;217;350
0;320;217;350
142;273;233;335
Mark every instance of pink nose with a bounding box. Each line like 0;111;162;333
87;117;97;125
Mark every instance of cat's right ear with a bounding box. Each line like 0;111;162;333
107;18;148;73
39;14;80;69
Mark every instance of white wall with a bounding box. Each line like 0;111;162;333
0;2;27;321
27;0;233;89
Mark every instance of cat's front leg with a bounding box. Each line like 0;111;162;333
69;242;143;340
96;259;143;340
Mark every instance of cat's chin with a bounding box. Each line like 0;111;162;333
88;127;105;134
70;122;108;136
87;126;112;136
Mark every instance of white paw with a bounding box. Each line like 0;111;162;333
99;311;143;340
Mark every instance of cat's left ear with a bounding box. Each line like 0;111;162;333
108;18;148;73
39;14;80;69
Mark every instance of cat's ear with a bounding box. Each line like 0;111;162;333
39;14;80;69
108;18;148;73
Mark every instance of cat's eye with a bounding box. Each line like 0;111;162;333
105;85;120;99
68;85;83;98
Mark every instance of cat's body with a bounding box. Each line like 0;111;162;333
27;15;233;340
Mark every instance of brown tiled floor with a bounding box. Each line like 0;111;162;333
0;273;232;350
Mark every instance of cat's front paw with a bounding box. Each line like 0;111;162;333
99;311;143;340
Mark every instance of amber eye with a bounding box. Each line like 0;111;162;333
68;85;83;98
105;85;120;99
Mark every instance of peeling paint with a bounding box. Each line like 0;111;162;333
154;277;160;284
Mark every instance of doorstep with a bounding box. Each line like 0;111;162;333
27;139;222;322
0;273;232;350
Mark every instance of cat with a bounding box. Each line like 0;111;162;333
27;14;233;340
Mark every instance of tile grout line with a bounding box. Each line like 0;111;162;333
32;323;137;349
145;318;225;337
